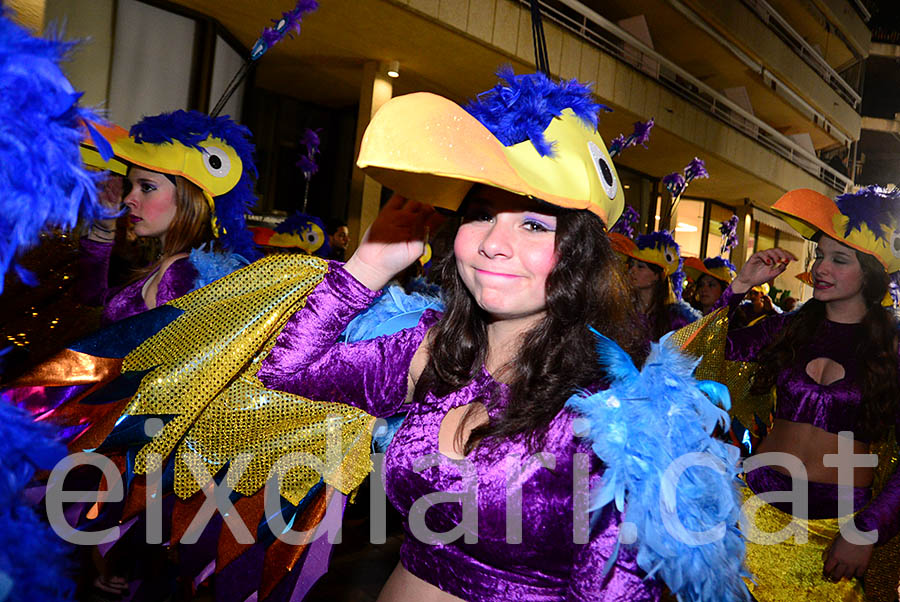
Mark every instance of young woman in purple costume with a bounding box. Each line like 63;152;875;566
255;69;671;600
257;68;750;602
79;111;257;325
716;188;900;600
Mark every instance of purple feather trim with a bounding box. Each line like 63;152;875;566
250;0;319;61
705;256;736;272
636;230;679;254
835;185;900;242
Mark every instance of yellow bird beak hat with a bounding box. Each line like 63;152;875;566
772;186;900;274
80;110;259;258
357;66;625;225
683;256;736;286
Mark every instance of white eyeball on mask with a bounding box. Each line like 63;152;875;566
588;141;618;201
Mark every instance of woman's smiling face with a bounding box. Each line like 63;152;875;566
454;187;558;324
811;235;865;305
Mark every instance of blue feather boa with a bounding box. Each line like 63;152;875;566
566;330;750;602
0;11;107;293
188;245;251;290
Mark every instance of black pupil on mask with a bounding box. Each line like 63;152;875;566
894;237;900;252
598;159;613;186
209;155;222;170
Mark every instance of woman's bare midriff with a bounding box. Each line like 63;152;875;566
376;563;464;602
755;419;873;487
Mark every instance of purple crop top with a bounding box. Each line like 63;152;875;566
78;238;198;324
719;286;900;543
257;262;661;601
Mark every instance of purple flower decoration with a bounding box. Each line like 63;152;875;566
663;172;686;198
296;155;318;175
250;0;319;60
684;157;709;182
299;127;321;153
608;119;654;158
632;118;654;147
718;215;739;255
609;134;627;156
610;205;640;238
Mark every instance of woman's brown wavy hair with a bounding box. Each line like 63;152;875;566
415;189;648;453
750;239;898;442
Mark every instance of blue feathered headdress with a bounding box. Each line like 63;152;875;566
705;256;736;273
0;11;107;293
128;110;260;259
566;330;750;602
274;212;330;257
634;231;686;298
465;65;610;157
835;185;900;242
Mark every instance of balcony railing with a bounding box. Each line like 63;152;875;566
741;0;861;109
525;0;851;193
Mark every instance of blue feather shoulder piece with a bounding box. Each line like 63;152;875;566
188;244;251;290
566;330;749;602
341;284;443;343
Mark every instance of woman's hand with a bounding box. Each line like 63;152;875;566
87;175;123;243
344;194;444;291
732;248;796;295
822;533;874;582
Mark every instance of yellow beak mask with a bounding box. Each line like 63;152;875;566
357;68;625;225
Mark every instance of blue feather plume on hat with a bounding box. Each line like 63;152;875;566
465;65;610;157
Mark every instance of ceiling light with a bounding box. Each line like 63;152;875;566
387;60;400;78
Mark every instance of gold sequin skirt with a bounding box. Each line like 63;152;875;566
740;485;865;601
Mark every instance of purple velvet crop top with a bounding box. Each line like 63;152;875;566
719;286;900;543
79;238;198;324
257;262;661;601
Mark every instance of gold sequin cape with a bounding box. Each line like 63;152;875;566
671;309;900;601
4;254;376;600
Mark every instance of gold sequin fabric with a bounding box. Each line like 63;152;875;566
670;308;774;433
867;435;900;602
120;254;376;504
740;486;865;601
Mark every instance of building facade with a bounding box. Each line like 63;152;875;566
9;0;874;299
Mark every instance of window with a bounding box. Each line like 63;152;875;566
670;199;703;258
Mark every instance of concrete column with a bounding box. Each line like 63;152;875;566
347;61;393;252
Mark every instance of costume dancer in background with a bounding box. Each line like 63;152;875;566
684;256;736;315
610;230;700;340
700;187;900;600
79;111;259;324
